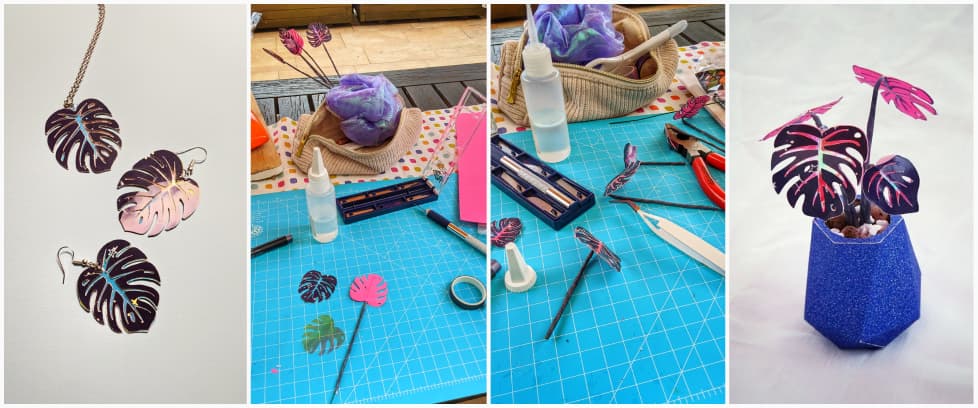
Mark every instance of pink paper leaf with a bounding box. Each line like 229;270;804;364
673;95;710;120
490;218;523;247
760;97;842;141
306;22;332;47
853;65;936;120
279;28;304;55
349;274;388;307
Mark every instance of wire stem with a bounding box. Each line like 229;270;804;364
608;194;722;211
330;302;366;404
545;251;595;340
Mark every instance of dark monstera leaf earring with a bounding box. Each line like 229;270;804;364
57;240;161;334
45;5;122;174
116;147;206;237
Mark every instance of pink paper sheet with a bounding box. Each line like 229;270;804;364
455;112;487;224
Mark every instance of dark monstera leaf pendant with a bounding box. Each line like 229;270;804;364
117;150;201;237
45;98;122;174
74;240;161;334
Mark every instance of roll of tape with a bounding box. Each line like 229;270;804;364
449;275;486;310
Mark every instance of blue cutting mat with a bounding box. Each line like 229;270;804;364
490;113;726;404
251;176;487;404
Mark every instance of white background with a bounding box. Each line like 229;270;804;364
728;5;973;403
4;5;247;403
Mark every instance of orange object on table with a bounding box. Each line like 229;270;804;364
251;111;270;150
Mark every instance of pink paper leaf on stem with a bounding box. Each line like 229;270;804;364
307;23;332;47
279;28;304;55
673;95;710;120
349;274;388;307
760;97;842;141
853;65;936;120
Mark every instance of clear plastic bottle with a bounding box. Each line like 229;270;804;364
306;147;338;243
521;5;571;163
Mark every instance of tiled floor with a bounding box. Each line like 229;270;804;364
252;16;486;81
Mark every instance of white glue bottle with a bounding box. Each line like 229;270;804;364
521;4;571;163
306;147;338;243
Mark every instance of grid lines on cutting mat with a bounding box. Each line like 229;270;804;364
252;178;486;404
490;113;725;404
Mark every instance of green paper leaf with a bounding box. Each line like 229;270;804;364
302;315;346;355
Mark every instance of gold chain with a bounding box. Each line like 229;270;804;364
63;4;106;109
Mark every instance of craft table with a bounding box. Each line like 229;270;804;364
251;66;489;403
490;5;724;64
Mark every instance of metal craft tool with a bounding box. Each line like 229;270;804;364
613;199;724;276
499;172;561;217
498;155;574;208
251;234;293;257
421;208;487;255
666;123;726;209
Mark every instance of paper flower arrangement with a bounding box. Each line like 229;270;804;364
766;65;934;238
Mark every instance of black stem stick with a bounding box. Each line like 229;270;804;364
639;161;685;166
263;48;330;88
321;45;342;78
544;251;595;340
681;119;725;152
859;77;884;225
330;302;366;404
609;102;721;125
608;194;722;211
300;51;332;87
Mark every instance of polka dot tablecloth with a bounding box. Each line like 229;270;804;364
491;41;725;134
250;105;482;195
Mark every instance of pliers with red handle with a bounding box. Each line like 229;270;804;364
665;123;726;210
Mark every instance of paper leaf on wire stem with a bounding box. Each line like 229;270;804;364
760;97;842;141
306;22;332;47
604;161;640;196
862;154;920;215
350;274;388;307
302;315;346;355
116;150;200;237
490;218;523;247
623;143;638;167
673;95;710;120
45;98;122;173
298;270;337;303
771;124;868;219
573;227;622;271
853;65;936;120
279;28;304;55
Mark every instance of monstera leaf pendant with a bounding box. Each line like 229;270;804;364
61;240;162;334
117;150;201;237
45;98;122;173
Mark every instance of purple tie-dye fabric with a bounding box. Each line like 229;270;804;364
325;74;403;146
533;4;624;65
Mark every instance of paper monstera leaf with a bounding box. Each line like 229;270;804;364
862;154;920;215
303;315;346;355
490;218;523;247
116;150;200;237
75;239;161;334
45;98;122;173
771;124;869;219
298;270;337;303
350;274;388;307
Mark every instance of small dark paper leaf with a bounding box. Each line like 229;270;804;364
490;218;523;247
862;154;920;215
298;270;337;303
623;143;638;167
116;150;200;237
604;161;640;196
771;124;868;219
76;239;161;334
574;227;622;271
302;315;346;355
45;98;122;173
307;22;332;47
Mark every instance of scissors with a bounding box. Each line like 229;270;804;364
613;199;725;276
665;123;726;210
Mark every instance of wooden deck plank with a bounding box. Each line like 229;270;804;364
682;21;724;44
462;80;487;96
252;63;485;99
639;5;724;27
434;82;467;106
704;19;725;35
397;87;416;108
404;85;448;111
276;95;310;122
256;98;278;127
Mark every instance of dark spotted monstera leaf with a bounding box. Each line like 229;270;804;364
45;98;122;173
117;150;200;237
298;270;337;303
303;315;346;355
771;124;868;219
490;218;523;247
862;154;921;214
75;240;161;334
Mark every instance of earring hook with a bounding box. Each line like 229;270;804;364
57;246;99;285
175;146;207;176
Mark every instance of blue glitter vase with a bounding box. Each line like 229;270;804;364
804;215;921;349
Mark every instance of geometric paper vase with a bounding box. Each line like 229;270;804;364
804;215;921;349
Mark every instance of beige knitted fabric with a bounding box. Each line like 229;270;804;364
293;103;424;175
497;5;679;126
